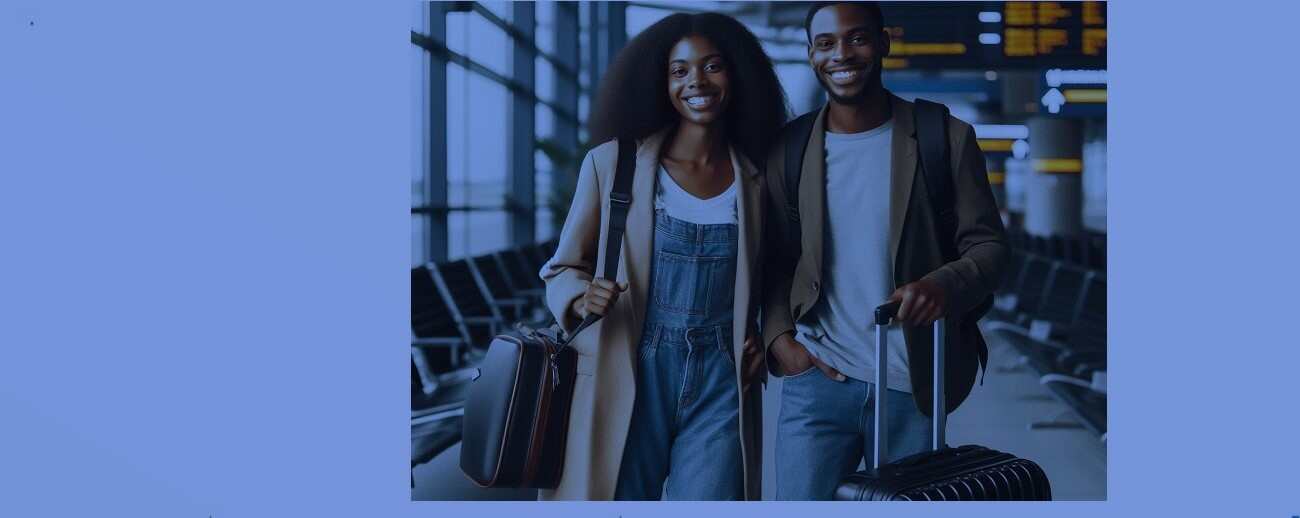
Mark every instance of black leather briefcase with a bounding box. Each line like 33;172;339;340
833;302;1052;501
458;139;636;489
459;327;578;488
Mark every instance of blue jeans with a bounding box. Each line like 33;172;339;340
613;210;742;501
614;324;741;500
774;366;932;500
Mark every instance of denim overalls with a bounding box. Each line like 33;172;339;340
613;206;743;501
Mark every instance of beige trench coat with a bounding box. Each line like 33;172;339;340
538;129;765;500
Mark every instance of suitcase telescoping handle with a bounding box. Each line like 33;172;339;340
872;301;946;473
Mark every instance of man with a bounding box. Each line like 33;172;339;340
762;2;1008;500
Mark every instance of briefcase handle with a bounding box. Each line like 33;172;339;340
872;301;946;472
560;313;601;348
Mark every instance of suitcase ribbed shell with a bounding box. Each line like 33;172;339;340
835;445;1051;501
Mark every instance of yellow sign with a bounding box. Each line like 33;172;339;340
1004;28;1035;56
978;139;1015;152
1064;89;1107;103
1037;2;1072;25
1037;28;1069;55
987;171;1006;185
1006;3;1035;26
1083;28;1107;56
1084;1;1106;25
890;42;967;56
883;57;908;69
1033;158;1083;174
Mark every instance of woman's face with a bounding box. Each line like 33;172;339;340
666;35;731;127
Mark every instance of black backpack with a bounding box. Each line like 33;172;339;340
779;99;991;380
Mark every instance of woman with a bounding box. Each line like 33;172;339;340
539;13;787;501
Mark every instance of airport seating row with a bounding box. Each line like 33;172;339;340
1005;228;1106;272
986;234;1107;441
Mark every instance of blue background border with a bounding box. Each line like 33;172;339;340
2;1;1297;516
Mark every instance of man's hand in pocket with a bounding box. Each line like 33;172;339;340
770;331;845;381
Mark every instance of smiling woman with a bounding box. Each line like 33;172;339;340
667;36;731;128
587;12;787;165
539;11;789;501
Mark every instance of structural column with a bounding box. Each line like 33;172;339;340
554;2;580;153
428;2;449;262
508;2;537;246
585;2;627;99
1024;117;1083;236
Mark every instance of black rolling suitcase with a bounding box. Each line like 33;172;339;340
833;302;1051;501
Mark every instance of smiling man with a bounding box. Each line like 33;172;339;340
761;1;1009;500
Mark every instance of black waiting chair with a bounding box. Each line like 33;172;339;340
467;253;529;323
1005;227;1026;251
411;265;482;483
411;363;476;486
989;252;1056;325
987;266;1107;441
1084;233;1107;271
523;242;552;276
494;249;551;325
496;248;546;298
989;263;1103;372
1030;261;1090;339
1036;372;1107;439
411;265;474;379
1055;273;1107;376
430;259;505;347
1032;234;1046;255
539;239;558;259
1036;275;1107;441
998;249;1027;294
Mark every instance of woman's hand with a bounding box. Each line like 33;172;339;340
570;278;629;320
740;334;765;391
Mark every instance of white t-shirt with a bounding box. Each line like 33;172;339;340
795;119;912;392
654;164;738;224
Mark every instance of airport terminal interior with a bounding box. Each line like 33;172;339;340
410;1;1107;500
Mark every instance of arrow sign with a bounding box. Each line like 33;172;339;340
1042;87;1065;114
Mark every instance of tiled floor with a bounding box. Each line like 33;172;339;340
413;321;1106;501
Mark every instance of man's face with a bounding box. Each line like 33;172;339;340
807;4;889;105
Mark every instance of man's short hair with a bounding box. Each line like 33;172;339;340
804;1;885;43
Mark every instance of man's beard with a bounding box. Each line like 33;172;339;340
816;62;882;105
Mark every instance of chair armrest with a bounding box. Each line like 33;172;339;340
1040;373;1106;394
984;321;1072;351
461;316;501;339
435;366;480;386
411;337;465;347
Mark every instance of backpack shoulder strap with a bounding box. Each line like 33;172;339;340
913;99;992;383
913;98;957;262
782;111;819;251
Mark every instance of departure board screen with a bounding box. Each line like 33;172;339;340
876;1;1106;70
